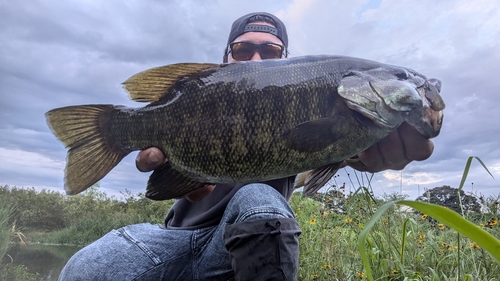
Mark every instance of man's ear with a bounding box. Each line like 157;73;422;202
223;47;229;63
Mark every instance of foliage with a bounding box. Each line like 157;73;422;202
0;198;13;261
0;184;174;245
2;157;499;280
0;264;42;281
292;190;500;281
0;186;66;231
416;185;482;214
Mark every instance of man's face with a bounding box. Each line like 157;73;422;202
227;22;284;63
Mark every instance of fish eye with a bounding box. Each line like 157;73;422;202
395;69;410;80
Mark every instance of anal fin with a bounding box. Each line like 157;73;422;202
146;161;208;200
299;163;343;197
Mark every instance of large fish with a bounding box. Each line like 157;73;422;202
45;55;444;200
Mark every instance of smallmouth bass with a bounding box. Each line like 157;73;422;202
46;55;445;200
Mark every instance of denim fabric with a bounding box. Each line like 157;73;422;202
58;183;296;281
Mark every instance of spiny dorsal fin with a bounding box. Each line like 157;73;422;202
122;63;219;102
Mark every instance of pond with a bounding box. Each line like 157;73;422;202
2;244;81;280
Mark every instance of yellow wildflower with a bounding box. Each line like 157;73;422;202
358;271;365;277
421;214;428;220
311;274;319;279
344;218;353;223
383;221;389;225
323;263;331;269
437;223;445;230
418;234;426;239
310;218;316;224
390;270;398;275
470;242;481;249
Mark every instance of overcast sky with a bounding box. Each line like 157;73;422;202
1;0;499;200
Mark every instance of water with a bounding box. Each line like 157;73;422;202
2;244;81;280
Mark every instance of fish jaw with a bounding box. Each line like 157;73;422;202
405;77;445;138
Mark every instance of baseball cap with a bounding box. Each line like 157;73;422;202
224;12;288;62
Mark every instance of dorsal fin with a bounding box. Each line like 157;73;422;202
122;63;219;102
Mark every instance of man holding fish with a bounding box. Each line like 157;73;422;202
59;12;439;281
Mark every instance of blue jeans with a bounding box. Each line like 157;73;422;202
58;184;297;281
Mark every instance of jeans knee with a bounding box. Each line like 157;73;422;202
227;183;295;223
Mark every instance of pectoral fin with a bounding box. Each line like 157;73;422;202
283;118;343;153
299;163;343;197
146;161;208;200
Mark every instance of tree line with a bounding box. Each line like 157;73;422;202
0;184;174;233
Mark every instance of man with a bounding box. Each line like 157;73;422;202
60;12;435;281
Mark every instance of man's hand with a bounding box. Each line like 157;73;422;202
345;122;434;173
136;147;215;202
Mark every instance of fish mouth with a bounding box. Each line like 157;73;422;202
405;77;445;138
422;78;445;111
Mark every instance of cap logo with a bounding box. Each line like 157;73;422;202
244;24;278;36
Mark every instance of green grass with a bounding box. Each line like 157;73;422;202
2;157;499;280
0;200;13;261
292;156;500;280
290;192;500;280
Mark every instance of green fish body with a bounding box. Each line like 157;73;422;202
46;55;445;200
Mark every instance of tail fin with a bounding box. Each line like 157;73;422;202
45;105;130;195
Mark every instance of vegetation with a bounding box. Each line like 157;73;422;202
0;157;499;280
0;184;174;245
0;184;174;279
294;188;500;280
1;198;39;280
416;185;482;214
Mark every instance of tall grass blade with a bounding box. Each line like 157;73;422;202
400;218;409;264
358;200;500;281
357;200;397;280
458;156;494;192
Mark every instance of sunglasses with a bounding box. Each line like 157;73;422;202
228;42;285;61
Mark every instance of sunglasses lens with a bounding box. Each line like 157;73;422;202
231;43;255;61
230;42;283;61
260;44;283;59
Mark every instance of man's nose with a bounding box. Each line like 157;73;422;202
250;51;262;61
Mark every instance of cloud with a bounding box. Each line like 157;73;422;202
1;0;500;200
0;147;64;188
